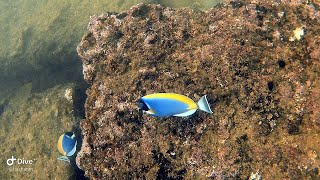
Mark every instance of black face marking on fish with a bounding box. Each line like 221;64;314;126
65;132;74;137
137;99;149;111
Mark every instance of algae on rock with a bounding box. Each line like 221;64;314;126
0;83;83;179
76;2;320;179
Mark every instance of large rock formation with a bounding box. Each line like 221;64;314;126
77;2;320;179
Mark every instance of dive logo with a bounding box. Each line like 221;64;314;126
6;156;36;166
6;156;16;166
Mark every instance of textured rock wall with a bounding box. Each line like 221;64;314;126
77;2;320;179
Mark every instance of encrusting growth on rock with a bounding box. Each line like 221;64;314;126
76;2;320;179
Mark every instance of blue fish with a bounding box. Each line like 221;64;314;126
57;132;77;162
138;93;213;117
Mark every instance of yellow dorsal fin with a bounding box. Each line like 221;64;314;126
144;93;197;109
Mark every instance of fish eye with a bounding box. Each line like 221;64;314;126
137;99;149;111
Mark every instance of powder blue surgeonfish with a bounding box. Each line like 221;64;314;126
138;93;213;117
57;132;77;162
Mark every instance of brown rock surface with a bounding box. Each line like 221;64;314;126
77;2;320;179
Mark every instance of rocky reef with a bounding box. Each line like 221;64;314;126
77;1;320;179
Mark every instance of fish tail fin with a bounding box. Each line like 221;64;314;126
57;156;70;163
197;95;213;114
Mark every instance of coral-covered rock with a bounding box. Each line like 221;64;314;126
77;3;320;179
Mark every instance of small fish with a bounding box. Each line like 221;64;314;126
138;93;213;117
57;132;77;162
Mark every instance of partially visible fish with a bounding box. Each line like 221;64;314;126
57;132;77;162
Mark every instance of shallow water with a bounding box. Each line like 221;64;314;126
0;0;222;178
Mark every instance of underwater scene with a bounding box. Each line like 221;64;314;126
0;0;320;179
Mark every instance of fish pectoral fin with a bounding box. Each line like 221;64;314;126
67;141;77;156
57;156;70;162
146;109;155;115
173;109;197;117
